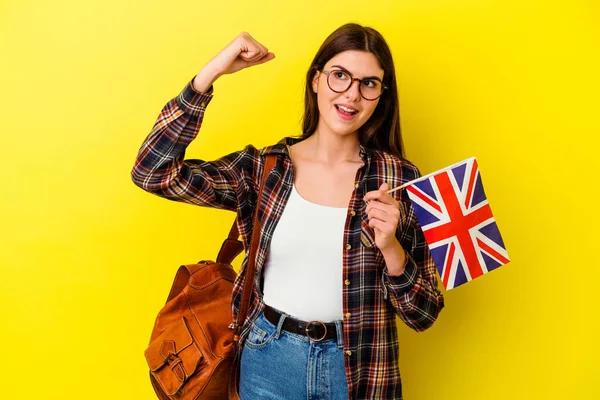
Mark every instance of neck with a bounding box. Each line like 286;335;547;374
304;129;362;165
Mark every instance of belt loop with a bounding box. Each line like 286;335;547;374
274;310;288;339
335;320;344;348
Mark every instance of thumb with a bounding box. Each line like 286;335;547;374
247;52;275;67
379;182;389;192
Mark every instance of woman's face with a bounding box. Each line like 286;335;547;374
312;50;384;139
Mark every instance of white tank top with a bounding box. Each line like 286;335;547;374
262;185;348;322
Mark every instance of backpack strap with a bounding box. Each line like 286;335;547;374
233;154;277;340
167;154;277;306
165;264;204;304
216;223;245;265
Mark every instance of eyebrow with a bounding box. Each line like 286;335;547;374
330;65;383;81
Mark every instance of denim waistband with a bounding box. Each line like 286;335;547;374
262;306;344;349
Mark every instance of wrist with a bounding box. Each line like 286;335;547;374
193;66;222;93
379;238;403;257
380;240;407;277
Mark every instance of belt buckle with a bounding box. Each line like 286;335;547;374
305;320;327;342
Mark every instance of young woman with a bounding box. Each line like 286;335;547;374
132;23;444;399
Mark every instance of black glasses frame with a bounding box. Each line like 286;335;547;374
319;69;388;101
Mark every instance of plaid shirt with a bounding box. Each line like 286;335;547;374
131;78;445;399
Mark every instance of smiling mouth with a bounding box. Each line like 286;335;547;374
335;105;358;116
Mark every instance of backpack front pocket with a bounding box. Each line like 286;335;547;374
144;317;204;396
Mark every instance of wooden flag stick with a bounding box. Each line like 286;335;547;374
386;182;410;194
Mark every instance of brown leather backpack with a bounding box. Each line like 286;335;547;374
144;155;276;399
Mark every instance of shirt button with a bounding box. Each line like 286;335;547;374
345;244;352;250
349;210;356;217
345;313;352;318
200;102;207;108
344;279;351;286
345;350;352;356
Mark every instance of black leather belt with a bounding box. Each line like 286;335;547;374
263;305;339;342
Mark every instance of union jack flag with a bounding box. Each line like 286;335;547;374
405;157;510;290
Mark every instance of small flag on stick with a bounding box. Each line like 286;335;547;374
391;157;510;290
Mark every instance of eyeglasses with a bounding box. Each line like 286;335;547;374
319;68;387;101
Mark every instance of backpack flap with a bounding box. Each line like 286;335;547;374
144;317;204;396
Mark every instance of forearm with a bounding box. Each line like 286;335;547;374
192;64;222;93
131;79;212;191
381;230;444;331
380;238;407;276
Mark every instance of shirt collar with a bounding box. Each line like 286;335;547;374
260;136;374;163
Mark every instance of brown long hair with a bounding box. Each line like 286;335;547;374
302;23;405;159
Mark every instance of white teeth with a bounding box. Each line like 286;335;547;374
338;105;356;113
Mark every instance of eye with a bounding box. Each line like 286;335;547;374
362;80;377;88
333;71;349;80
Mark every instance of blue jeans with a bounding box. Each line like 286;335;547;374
239;310;349;400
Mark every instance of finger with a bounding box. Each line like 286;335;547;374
238;42;264;62
365;200;394;215
367;208;401;228
245;36;269;61
243;32;266;52
363;189;381;203
248;45;266;61
367;204;401;222
364;190;399;207
367;208;390;222
256;42;269;57
363;182;391;202
366;197;399;211
240;47;263;62
247;52;275;67
368;218;395;234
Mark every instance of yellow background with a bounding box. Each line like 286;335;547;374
1;0;598;399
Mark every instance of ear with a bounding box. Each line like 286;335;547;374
312;71;320;93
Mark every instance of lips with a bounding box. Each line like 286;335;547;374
335;104;359;121
335;104;358;114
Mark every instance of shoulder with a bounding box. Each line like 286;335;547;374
259;143;287;157
369;149;422;184
235;138;289;175
258;136;297;157
230;141;283;164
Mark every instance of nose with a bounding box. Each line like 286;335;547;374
344;79;361;101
